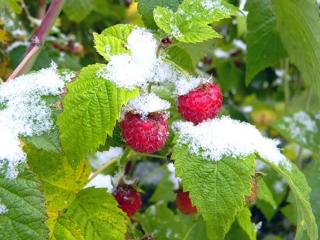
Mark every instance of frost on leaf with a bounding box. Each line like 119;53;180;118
0;63;69;178
173;116;291;169
122;93;171;118
98;28;179;89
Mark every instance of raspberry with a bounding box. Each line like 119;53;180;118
177;82;223;124
114;185;142;217
176;190;197;215
120;112;169;153
161;37;172;47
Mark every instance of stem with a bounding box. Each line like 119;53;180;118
282;59;290;112
88;158;118;182
139;153;167;160
7;0;65;80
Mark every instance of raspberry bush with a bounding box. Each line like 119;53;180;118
0;0;320;240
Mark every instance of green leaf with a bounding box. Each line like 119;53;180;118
138;0;180;29
177;40;213;66
261;159;318;239
245;0;287;84
271;0;320;96
256;177;277;221
64;0;93;23
25;145;90;214
0;170;48;240
58;64;139;163
303;159;320;238
172;144;255;240
3;0;22;13
272;112;320;152
23;129;61;153
63;188;129;240
136;202;196;240
226;208;256;240
49;216;84;240
165;46;195;73
93;24;134;61
153;0;237;43
235;208;256;240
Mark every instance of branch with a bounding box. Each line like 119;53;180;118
7;0;65;81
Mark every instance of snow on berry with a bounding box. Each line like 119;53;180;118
123;93;170;118
120;112;169;153
176;190;197;215
0;63;70;178
114;184;142;217
98;28;179;89
177;82;223;124
173;116;291;169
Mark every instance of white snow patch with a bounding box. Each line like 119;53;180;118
173;116;291;169
123;93;170;117
98;28;179;89
89;147;123;169
167;163;180;190
214;48;230;58
0;63;69;178
0;203;8;215
253;221;262;233
85;174;113;193
233;39;247;51
174;76;211;96
282;112;318;146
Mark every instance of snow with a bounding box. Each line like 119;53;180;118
0;203;8;215
123;93;170;117
167;163;180;190
173;116;291;169
0;63;70;178
89;147;123;169
85;174;113;193
98;28;179;89
282;111;318;145
174;76;211;96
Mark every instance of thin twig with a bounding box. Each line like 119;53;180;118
88;158;118;182
7;0;65;80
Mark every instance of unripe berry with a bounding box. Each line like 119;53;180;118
177;82;223;124
176;190;197;215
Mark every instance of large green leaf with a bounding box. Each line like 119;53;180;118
138;0;180;29
261;159;318;239
172;144;255;240
62;188;128;240
272;112;320;152
93;24;134;61
25;145;90;215
49;216;84;240
245;0;287;84
58;64;139;163
271;0;320;95
0;170;48;240
153;0;237;43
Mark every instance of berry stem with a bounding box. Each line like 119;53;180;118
138;153;167;160
88;157;119;182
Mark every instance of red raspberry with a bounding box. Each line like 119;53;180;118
177;82;223;124
176;190;197;215
114;185;142;217
120;112;169;153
